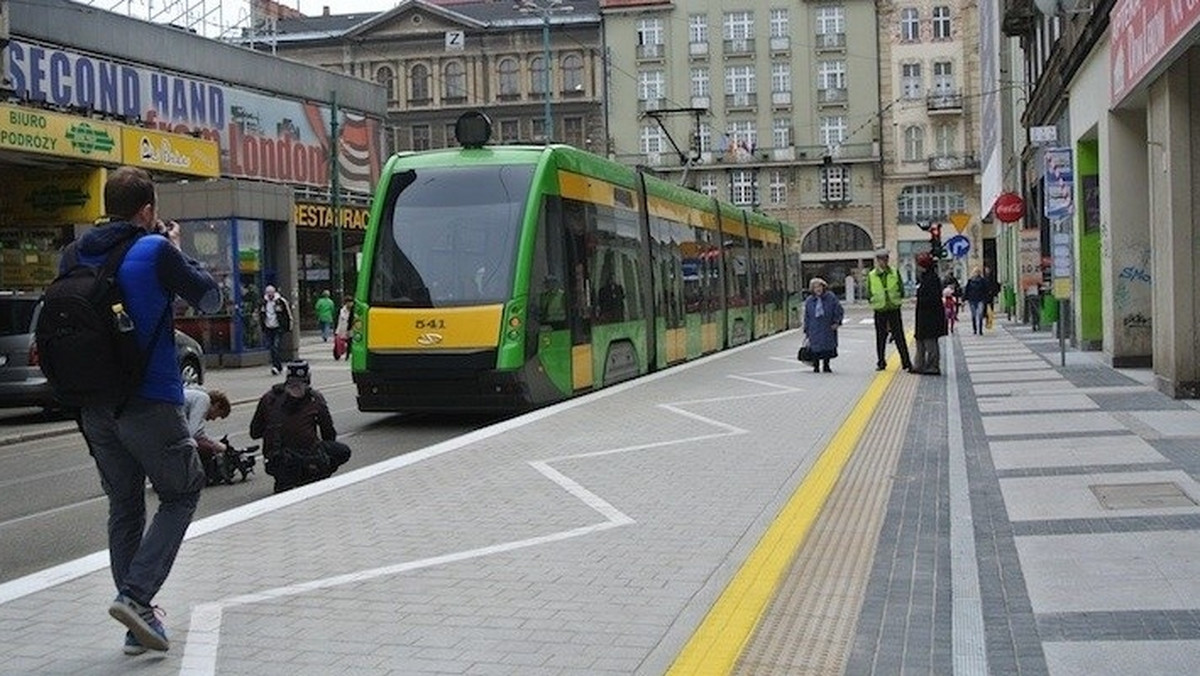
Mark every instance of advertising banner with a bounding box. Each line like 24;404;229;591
1043;148;1074;221
293;202;371;230
122;128;220;178
1;166;106;224
0;102;120;162
6;39;382;193
1110;0;1200;105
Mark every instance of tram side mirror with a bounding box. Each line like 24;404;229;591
455;111;493;149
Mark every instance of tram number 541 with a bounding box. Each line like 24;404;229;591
414;319;446;329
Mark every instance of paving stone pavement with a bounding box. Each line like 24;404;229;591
3;318;1200;676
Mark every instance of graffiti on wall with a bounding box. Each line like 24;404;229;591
1113;234;1152;352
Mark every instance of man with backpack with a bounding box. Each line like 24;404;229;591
39;166;220;655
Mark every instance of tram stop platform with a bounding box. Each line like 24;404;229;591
2;311;1200;676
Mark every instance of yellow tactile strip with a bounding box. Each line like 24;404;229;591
666;355;910;676
734;366;919;675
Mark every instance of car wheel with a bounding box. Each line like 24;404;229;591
181;357;203;386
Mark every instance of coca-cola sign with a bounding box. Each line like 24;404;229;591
994;191;1025;223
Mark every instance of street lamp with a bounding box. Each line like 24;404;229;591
516;0;573;143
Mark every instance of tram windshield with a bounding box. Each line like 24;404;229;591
370;164;536;307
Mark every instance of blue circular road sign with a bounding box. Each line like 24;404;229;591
946;235;971;259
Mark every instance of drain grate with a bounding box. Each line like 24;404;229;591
1089;482;1198;510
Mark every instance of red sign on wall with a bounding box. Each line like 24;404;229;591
994;192;1025;223
1111;0;1200;105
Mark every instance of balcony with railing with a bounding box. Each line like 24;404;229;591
817;87;848;106
724;38;756;56
689;41;709;58
691;95;711;109
816;32;846;51
726;92;758;110
638;97;667;113
769;36;790;53
927;91;964;113
637;43;665;61
927;154;980;174
771;91;792;107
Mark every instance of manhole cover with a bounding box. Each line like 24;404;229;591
1089;482;1198;510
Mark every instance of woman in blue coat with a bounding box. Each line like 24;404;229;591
803;277;845;373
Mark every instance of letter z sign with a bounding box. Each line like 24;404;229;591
445;31;464;51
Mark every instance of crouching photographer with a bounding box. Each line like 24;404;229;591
249;361;351;494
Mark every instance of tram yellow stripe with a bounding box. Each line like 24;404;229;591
666;353;900;676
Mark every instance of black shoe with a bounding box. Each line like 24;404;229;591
876;363;886;371
813;364;820;373
823;365;832;373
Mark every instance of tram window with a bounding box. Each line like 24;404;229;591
370;164;535;307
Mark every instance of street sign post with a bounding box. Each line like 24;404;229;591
946;235;971;259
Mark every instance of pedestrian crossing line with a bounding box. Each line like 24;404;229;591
666;352;900;676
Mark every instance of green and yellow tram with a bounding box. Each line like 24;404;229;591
350;112;802;413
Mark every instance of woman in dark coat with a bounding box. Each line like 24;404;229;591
962;267;989;335
803;277;844;373
912;251;947;375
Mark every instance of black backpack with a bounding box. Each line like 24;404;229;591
36;232;169;410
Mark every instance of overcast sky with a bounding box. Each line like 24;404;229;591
293;0;403;15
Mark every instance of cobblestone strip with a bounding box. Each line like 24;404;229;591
732;366;918;675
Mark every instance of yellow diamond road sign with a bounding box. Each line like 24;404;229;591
949;212;971;234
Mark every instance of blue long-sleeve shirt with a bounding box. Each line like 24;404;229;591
63;222;221;405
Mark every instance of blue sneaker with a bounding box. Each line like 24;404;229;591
109;594;169;652
122;631;147;656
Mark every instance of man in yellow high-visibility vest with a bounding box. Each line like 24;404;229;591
866;249;913;372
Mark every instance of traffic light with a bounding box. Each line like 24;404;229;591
929;223;946;259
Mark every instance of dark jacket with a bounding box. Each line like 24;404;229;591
963;275;990;303
803;291;844;356
914;267;948;340
259;294;293;332
67;222;220;405
249;384;337;459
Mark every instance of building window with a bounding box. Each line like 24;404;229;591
934;123;955;156
376;66;396;102
723;11;754;40
897;184;966;223
444;123;457;147
500;119;519;143
563;116;585;147
771;62;791;93
773;118;791;148
637;18;664;57
901;62;923;99
563;53;584;92
932;6;952;40
531;56;547;95
411;124;431;151
730;169;756;205
641;124;664;154
821;165;850;204
699;174;719;197
724;64;756;94
726;120;757;153
816;6;845;35
932;61;954;95
689;14;708;43
531;118;546;142
410;64;430;103
819;115;846;148
698;122;713;153
768;169;787;205
443;61;465;101
818;60;846;89
638;70;665;102
498;58;520;98
691;67;710;97
770;8;789;38
903;125;925;161
900;8;920;42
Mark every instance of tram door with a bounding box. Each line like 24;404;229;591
562;200;595;389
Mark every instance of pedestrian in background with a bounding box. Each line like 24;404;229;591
259;285;292;375
866;249;913;372
333;296;353;360
314;290;335;342
912;251;946;375
963;267;990;335
803;277;844;373
69;167;221;654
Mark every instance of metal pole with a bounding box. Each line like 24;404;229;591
330;91;343;300
542;14;553;142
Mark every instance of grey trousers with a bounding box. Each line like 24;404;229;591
81;398;205;605
913;337;942;374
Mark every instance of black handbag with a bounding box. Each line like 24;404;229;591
797;340;814;363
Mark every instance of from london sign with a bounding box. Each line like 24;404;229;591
1110;0;1200;105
